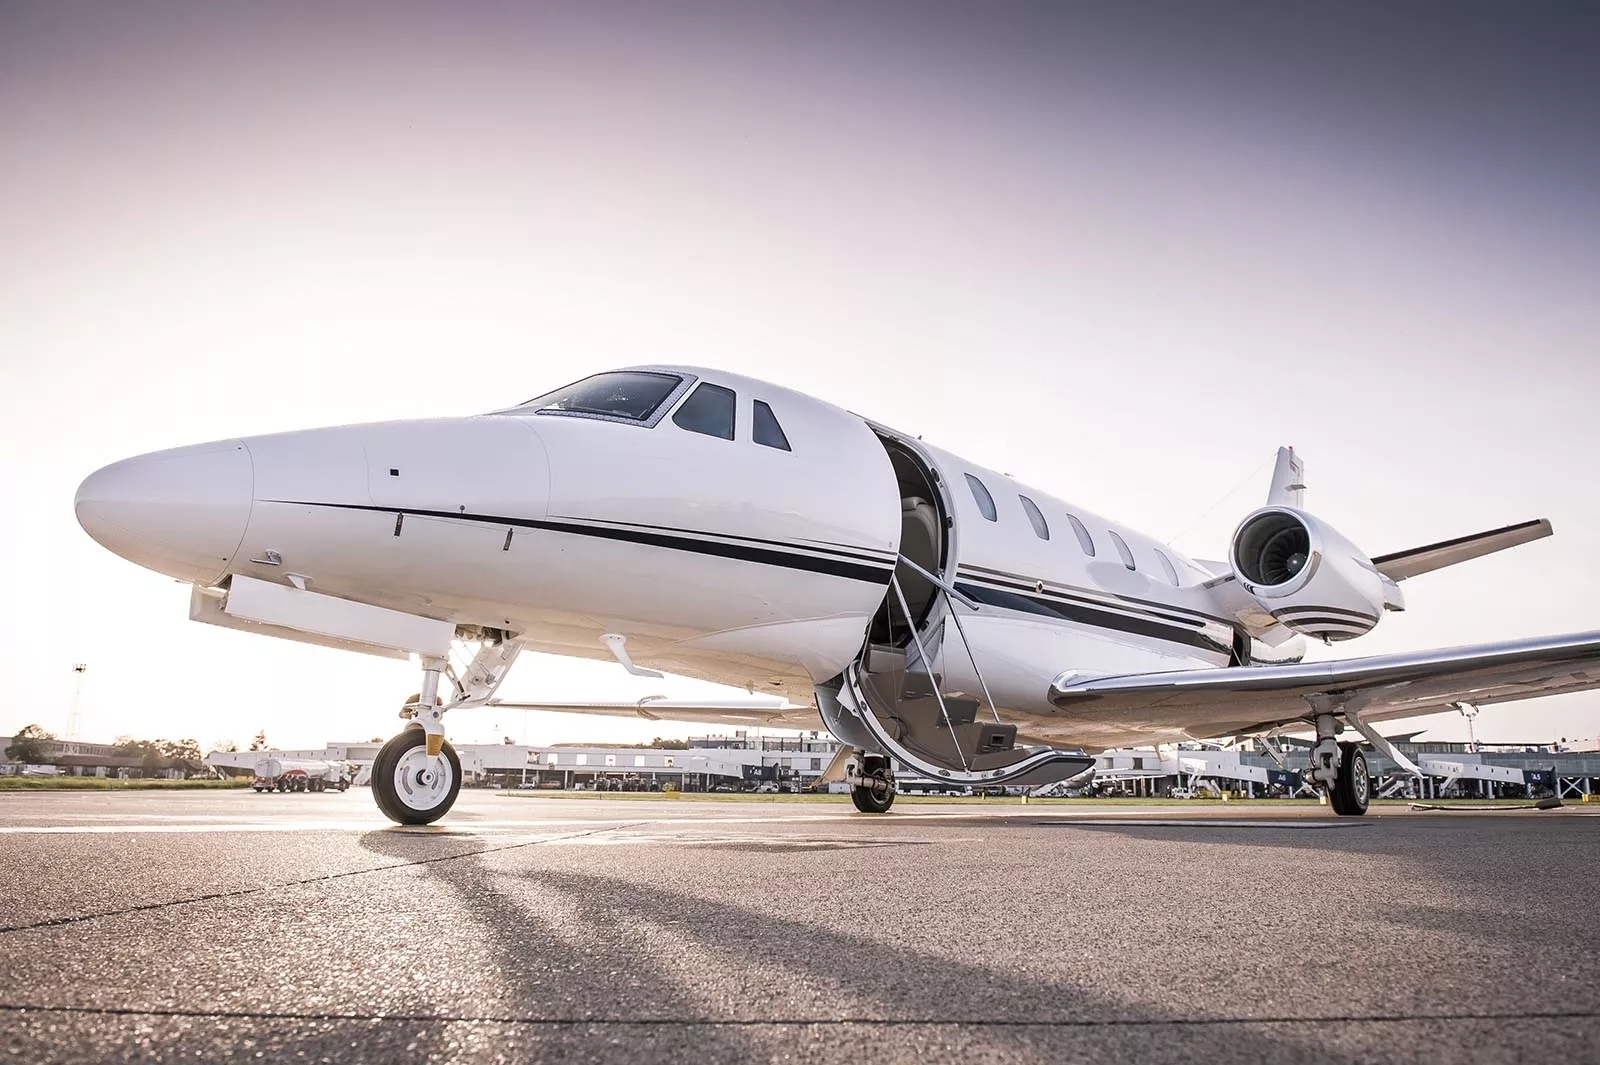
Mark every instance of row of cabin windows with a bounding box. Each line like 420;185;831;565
963;473;1183;586
670;383;792;451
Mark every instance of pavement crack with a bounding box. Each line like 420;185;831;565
0;823;646;936
0;1004;1594;1029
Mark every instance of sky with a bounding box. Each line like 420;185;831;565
2;0;1597;752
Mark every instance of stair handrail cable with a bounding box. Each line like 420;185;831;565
895;553;1001;726
942;593;1004;726
895;554;982;612
889;572;970;772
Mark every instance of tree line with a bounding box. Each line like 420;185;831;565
4;724;273;775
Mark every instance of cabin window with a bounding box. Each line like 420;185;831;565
1156;549;1180;586
517;371;684;423
964;474;997;521
672;382;736;440
752;399;791;451
1066;514;1095;556
1108;531;1136;571
1019;495;1050;540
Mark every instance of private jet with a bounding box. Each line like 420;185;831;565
74;366;1594;824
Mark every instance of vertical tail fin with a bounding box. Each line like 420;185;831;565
1267;447;1305;508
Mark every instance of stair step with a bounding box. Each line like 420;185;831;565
935;697;980;728
954;721;1017;754
898;670;944;701
864;644;907;674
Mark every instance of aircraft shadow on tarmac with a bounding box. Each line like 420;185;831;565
343;823;1590;1062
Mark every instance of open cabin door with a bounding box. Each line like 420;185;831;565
828;432;1094;789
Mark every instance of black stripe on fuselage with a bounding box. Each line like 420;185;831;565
957;563;1232;629
953;579;1233;657
264;501;896;584
566;515;898;566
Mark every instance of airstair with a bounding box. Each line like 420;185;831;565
837;557;1093;787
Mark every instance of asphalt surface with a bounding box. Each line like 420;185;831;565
2;791;1597;1064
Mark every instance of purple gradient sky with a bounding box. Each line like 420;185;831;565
2;1;1596;749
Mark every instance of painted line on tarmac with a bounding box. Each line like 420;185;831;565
3;1001;1596;1029
0;807;1266;834
1039;819;1369;829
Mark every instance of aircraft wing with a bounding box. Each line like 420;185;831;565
485;697;821;728
1050;630;1600;736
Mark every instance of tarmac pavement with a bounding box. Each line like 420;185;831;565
2;790;1596;1064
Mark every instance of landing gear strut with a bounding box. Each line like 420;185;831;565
849;754;895;814
373;655;461;825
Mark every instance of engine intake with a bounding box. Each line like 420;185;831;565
1234;511;1312;587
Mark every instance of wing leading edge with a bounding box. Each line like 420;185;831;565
1050;630;1600;737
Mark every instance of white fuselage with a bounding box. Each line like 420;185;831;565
75;365;1303;750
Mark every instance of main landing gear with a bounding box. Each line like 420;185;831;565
849;753;896;814
1305;713;1370;816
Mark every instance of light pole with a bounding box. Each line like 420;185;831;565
1453;700;1480;753
67;664;87;741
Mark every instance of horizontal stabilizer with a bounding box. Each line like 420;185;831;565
1371;519;1552;581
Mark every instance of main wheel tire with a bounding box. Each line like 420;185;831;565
850;771;895;814
372;727;461;825
1333;741;1370;816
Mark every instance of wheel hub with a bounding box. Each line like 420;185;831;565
393;747;453;811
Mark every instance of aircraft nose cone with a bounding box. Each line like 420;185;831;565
75;440;254;585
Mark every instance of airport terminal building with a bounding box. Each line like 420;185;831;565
200;732;1600;799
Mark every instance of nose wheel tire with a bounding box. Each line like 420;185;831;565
1331;741;1370;816
372;727;461;825
851;770;896;814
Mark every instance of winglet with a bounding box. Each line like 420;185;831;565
1267;447;1306;508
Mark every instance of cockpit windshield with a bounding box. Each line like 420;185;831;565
513;371;684;422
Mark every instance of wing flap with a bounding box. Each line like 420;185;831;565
1050;630;1600;734
1371;519;1552;581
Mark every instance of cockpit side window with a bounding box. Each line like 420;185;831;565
1019;495;1050;540
752;400;791;451
672;382;737;440
514;371;685;424
964;474;998;521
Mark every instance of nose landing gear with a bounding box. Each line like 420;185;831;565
372;725;462;825
373;654;460;825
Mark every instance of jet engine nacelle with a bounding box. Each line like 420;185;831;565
1228;507;1402;642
